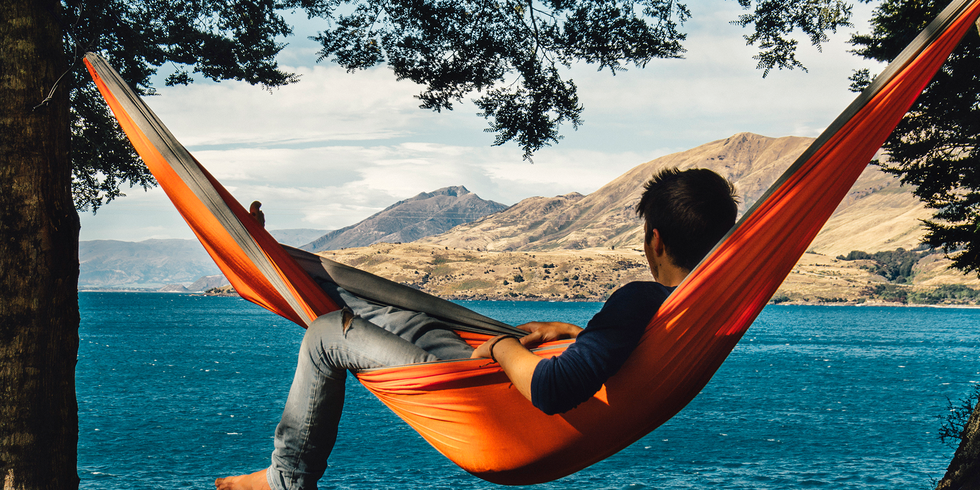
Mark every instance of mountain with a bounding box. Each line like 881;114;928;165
79;239;221;289
187;274;229;291
79;134;935;293
80;184;506;288
270;229;331;247
420;133;929;256
78;228;328;289
319;134;971;303
301;186;508;252
158;275;230;293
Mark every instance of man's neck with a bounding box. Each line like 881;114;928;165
656;265;688;288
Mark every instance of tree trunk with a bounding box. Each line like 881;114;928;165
0;1;80;489
937;399;980;490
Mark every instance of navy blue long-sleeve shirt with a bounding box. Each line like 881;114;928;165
530;281;674;415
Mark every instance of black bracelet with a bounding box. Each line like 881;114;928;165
489;335;517;363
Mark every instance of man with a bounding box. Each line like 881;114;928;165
216;167;738;490
471;167;738;414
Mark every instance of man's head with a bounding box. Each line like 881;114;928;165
636;167;738;272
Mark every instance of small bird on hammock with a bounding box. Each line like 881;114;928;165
249;201;265;228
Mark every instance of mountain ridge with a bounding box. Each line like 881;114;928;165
420;133;927;256
79;230;328;289
79;239;221;288
301;185;508;251
81;133;948;296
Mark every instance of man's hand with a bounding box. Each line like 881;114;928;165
468;322;582;402
471;335;515;359
517;322;582;348
468;334;539;402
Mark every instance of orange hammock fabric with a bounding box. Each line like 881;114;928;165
83;0;980;483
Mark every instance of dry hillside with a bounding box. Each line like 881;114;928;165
318;243;657;301
419;133;930;256
305;133;979;305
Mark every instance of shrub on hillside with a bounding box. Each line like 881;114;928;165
910;284;980;305
837;247;931;283
861;284;909;303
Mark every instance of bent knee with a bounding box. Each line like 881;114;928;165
304;310;347;346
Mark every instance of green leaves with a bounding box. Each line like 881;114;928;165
311;0;860;157
67;0;867;209
66;0;303;211
69;75;153;212
733;0;854;75
850;0;980;275
312;0;688;158
476;64;583;160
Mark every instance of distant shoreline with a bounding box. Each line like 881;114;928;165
774;301;980;309
77;289;980;309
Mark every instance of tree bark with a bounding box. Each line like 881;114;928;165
0;1;80;489
937;399;980;490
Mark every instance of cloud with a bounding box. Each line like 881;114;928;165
142;142;648;234
147;65;442;148
79;187;194;242
80;0;885;242
559;0;884;153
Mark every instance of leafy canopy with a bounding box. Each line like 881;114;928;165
849;0;980;274
732;0;854;75
64;0;858;210
313;0;691;159
66;0;300;211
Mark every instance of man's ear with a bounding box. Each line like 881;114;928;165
647;228;666;257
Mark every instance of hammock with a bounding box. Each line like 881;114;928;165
82;0;980;483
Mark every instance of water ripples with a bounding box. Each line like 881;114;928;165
78;294;980;489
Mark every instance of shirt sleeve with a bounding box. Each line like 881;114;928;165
530;282;671;415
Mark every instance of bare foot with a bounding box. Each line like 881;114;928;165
215;469;270;490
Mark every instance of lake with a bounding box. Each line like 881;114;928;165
77;293;980;489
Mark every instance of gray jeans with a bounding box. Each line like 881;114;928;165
267;284;473;490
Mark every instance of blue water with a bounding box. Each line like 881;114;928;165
77;293;980;489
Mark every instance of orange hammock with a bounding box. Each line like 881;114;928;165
83;0;980;483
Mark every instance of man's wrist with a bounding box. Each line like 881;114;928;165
489;335;519;363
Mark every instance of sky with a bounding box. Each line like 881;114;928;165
78;0;884;242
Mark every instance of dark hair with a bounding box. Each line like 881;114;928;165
636;167;739;271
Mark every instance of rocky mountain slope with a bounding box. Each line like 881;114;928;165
323;133;978;304
302;186;508;251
